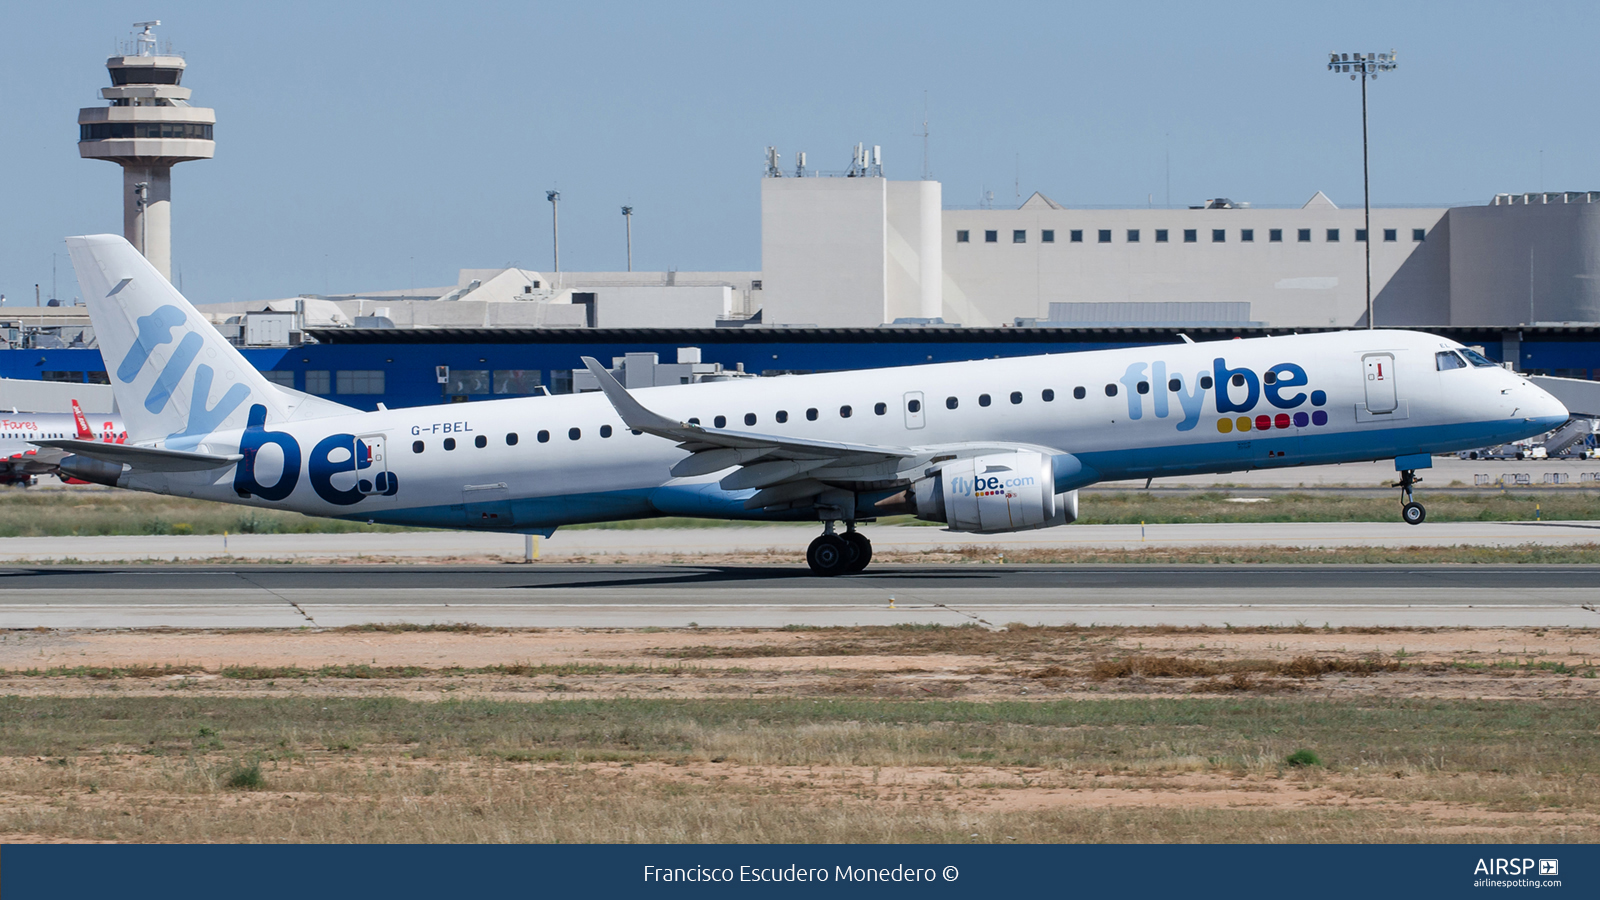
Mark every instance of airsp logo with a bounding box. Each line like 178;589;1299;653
120;304;251;448
234;405;399;506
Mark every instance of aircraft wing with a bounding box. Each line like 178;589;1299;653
580;357;922;510
31;439;242;473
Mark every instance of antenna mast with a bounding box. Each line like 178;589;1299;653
917;92;931;180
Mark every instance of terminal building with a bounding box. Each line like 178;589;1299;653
8;24;1600;419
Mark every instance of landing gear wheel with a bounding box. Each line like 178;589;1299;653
841;532;872;573
1402;501;1426;525
806;534;850;576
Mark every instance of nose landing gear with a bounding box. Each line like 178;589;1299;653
1396;469;1426;525
806;521;873;576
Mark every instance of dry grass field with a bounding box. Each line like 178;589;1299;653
0;624;1593;843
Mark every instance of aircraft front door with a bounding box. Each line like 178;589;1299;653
1362;353;1398;413
903;391;926;429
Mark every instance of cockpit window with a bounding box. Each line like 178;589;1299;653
1436;350;1467;371
1459;348;1500;368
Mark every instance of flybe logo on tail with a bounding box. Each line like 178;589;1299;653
1118;358;1332;433
234;405;399;506
120;304;250;447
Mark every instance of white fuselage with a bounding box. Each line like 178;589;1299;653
121;329;1566;533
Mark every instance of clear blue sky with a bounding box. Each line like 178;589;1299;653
2;0;1594;306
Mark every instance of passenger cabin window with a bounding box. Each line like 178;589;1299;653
1010;391;1022;404
978;394;991;407
1042;389;1055;401
444;438;456;451
1436;350;1468;371
601;425;613;437
1231;373;1246;387
874;402;887;415
474;435;487;448
714;415;726;428
839;405;852;418
744;413;757;426
806;408;818;421
568;427;581;440
946;396;959;409
1072;387;1086;400
1168;378;1181;391
1136;381;1149;394
1104;384;1118;397
908;399;922;412
1264;371;1277;384
776;410;788;423
1200;375;1214;389
412;440;424;453
537;430;550;443
507;433;519;445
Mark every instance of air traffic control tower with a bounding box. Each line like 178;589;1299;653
77;22;214;281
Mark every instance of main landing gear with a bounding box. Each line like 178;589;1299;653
806;521;872;576
1396;469;1426;525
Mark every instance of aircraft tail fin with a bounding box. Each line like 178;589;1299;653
65;234;292;448
70;399;92;440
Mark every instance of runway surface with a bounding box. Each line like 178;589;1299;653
3;520;1600;563
2;564;1595;629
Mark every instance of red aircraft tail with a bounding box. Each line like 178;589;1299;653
70;400;92;440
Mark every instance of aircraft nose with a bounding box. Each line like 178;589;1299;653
1526;382;1570;429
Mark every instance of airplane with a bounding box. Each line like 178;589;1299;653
0;400;126;486
45;234;1568;575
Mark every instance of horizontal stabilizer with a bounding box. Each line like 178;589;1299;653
32;439;241;472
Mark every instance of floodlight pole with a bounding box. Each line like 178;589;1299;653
1360;72;1373;331
1329;51;1397;330
546;190;561;273
621;206;633;272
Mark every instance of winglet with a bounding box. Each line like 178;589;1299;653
579;357;688;435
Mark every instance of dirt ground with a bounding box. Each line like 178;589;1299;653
0;624;1594;701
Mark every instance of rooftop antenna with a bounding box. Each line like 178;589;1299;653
794;151;806;177
765;146;782;177
1014;153;1020;201
917;91;931;180
872;145;882;177
132;21;160;57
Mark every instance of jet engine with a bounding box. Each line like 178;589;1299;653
58;454;125;488
909;450;1077;533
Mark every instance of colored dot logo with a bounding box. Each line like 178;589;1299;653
1217;408;1329;433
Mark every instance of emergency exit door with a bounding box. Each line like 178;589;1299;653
903;391;926;429
1362;354;1398;413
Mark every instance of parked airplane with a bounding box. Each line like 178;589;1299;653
0;400;126;486
49;234;1568;574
